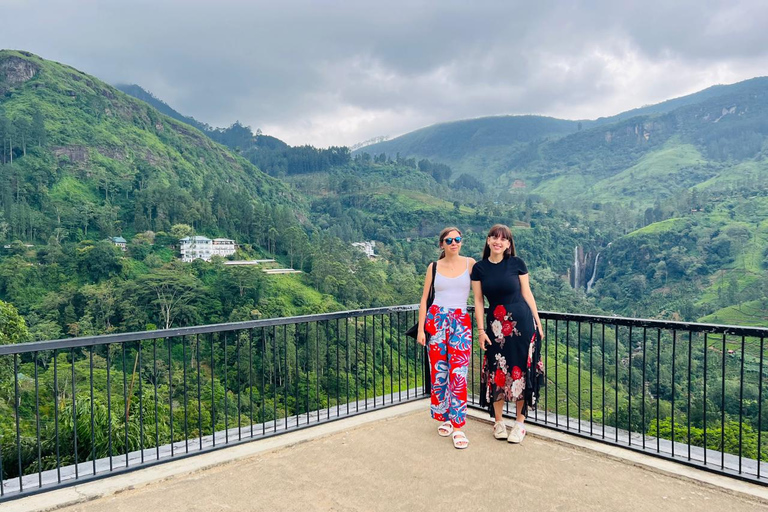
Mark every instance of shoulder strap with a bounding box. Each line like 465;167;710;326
465;257;469;270
427;261;437;305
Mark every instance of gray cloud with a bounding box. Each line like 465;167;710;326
2;0;768;147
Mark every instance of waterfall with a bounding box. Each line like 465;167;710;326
573;246;580;289
587;252;600;294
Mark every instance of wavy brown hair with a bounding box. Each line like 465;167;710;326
438;226;462;260
481;224;516;260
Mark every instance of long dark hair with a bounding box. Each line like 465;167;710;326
438;226;462;260
481;224;516;260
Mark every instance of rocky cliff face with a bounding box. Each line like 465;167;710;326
0;53;40;93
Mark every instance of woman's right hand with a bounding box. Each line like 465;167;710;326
416;331;427;346
478;330;491;350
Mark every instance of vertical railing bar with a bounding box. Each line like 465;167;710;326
614;324;619;444
152;339;159;459
15;354;22;492
138;341;144;463
236;331;242;440
283;325;289;429
388;314;393;404
364;316;368;410
356;317;360;408
721;333;726;470
223;332;228;443
337;318;342;414
758;336;764;479
688;331;693;461
296;324;300;427
209;333;215;448
54;349;61;483
642;327;647;450
324;321;330;420
122;343;129;467
0;357;4;495
107;346;112;471
260;327;266;437
628;325;633;447
273;325;277;432
544;318;549;425
738;334;745;474
249;329;254;437
589;322;593;436
372;316;377;407
315;322;320;423
554;320;558;427
656;329;661;453
601;323;605;439
183;336;190;452
671;329;676;457
565;320;570;430
347;317;351;410
89;346;96;475
196;334;202;450
34;351;41;487
306;323;311;426
703;332;708;466
389;313;394;404
71;347;78;479
168;338;174;456
577;321;582;433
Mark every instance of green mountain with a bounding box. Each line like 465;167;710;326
360;77;768;208
0;50;297;245
115;83;212;134
358;115;581;179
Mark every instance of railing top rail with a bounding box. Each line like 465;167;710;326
540;311;768;337
0;304;420;355
2;305;767;356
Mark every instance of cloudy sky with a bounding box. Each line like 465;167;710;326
3;0;768;147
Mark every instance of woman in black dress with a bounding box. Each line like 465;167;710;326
470;224;544;443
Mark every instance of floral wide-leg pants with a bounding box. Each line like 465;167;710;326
425;305;472;428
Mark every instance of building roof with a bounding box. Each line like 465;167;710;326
180;236;212;242
111;236;127;243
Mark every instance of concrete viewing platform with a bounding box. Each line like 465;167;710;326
7;401;768;512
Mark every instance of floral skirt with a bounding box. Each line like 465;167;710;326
479;302;544;418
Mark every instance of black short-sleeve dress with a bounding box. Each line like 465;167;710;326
471;256;544;417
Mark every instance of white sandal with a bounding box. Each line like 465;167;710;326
493;421;507;440
438;421;454;437
452;430;469;449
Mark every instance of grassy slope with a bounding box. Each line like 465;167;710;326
0;50;297;216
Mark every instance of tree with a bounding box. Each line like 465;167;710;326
77;241;124;282
136;269;205;329
0;299;29;345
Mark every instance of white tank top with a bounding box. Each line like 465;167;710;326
432;258;471;310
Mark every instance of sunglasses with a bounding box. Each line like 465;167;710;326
444;237;462;245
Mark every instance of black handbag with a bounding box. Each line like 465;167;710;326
405;261;437;339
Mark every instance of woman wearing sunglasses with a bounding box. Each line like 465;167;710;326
471;224;544;443
416;227;479;449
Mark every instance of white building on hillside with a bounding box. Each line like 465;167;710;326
110;236;127;251
179;236;236;262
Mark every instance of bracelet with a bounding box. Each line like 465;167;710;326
477;328;485;332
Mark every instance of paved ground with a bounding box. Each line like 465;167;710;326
51;408;766;512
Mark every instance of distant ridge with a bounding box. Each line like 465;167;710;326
357;76;768;189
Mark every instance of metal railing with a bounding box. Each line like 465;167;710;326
491;312;768;485
0;306;428;501
1;306;767;501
